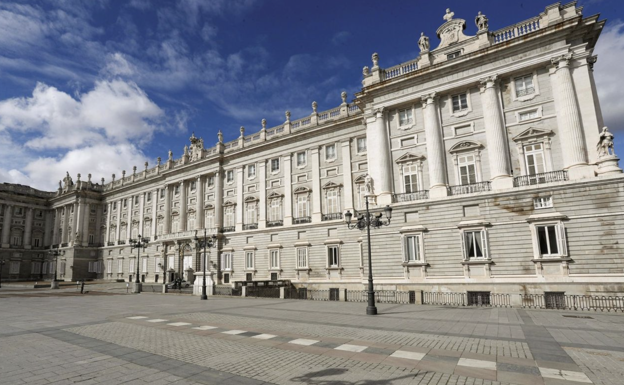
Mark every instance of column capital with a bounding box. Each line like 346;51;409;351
420;91;438;106
550;53;573;69
374;107;384;118
478;74;499;92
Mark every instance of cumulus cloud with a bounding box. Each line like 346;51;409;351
594;21;624;134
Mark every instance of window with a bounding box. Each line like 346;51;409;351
205;210;214;229
447;50;461;60
223;273;230;283
129;258;135;273
107;260;112;274
452;93;468;112
188;216;195;230
113;202;117;210
36;210;43;218
462;230;488;259
221;253;232;271
403;164;419;193
190;181;196;191
247;164;256;178
123;199;127;208
270;158;280;172
326;190;339;214
534;196;553;209
519;110;539;122
536;223;567;257
226;170;234;183
160;189;165;199
297;248;308;269
297;195;309;218
88;234;94;244
357;184;367;210
328;246;340;267
33;238;41;247
117;259;123;273
325;144;336;160
398;109;413;127
515;75;535;97
14;207;24;216
168;255;174;269
524;143;545;176
10;261;20;274
11;235;22;246
147;192;152;202
296;152;307;167
269;199;282;221
171;220;179;233
134;196;139;205
31;261;41;274
270;249;280;269
356;137;367;153
246;203;257;224
207;176;215;187
403;234;422;262
245;251;254;269
458;154;477;185
224;206;235;227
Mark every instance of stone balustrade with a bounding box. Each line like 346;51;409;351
493;16;541;44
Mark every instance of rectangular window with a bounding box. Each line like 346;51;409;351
174;185;181;195
458;154;477;185
245;252;254;269
326;190;339;214
325;144;336;160
515;75;535;97
117;259;123;273
129;258;135;273
14;207;24;216
224;206;235;227
452;93;468;112
271;158;280;172
398;109;413;127
167;256;174;270
247;164;256;178
403;164;419;193
297;248;308;268
9;261;19;274
33;238;41;247
160;189;165;199
113;202;117;210
356;137;367;153
11;236;22;246
269;199;282;221
226;170;234;183
221;253;232;271
296;152;306;167
123;199;128;208
524;143;545;176
88;234;94;244
297;196;309;218
328;246;340;267
447;50;461;60
205;210;214;229
246;203;257;224
246;273;253;282
190;181;196;191
188;217;195;230
31;261;41;274
107;260;112;274
519;110;539;121
270;250;280;269
536;223;566;257
357;185;367;210
147;192;152;202
134;196;139;205
463;230;487;259
404;235;422;262
534;196;553;209
223;273;230;284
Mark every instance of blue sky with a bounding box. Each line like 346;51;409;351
1;0;623;190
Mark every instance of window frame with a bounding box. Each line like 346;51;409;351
451;93;468;113
356;137;367;154
511;72;540;102
529;219;568;259
296;151;307;168
226;170;234;183
269;249;280;270
401;232;425;264
325;144;337;161
247;164;256;179
327;245;340;268
270;158;280;173
296;247;308;269
460;227;490;260
221;252;233;271
534;196;553;209
245;251;254;270
397;108;414;129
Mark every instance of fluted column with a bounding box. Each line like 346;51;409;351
235;167;244;231
151;189;157;237
82;202;90;245
62;205;70;244
365;108;393;204
550;54;591;179
179;181;187;232
1;204;12;248
23;207;33;249
422;92;448;197
163;185;171;234
214;171;224;230
139;193;145;237
126;197;132;240
341;140;354;212
480;75;513;190
105;203;112;245
115;200;121;242
43;210;53;247
311;148;322;222
52;208;60;246
258;162;267;229
72;202;79;244
196;176;203;230
283;154;293;226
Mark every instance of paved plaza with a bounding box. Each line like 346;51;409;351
1;284;623;385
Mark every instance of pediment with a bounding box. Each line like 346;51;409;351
244;196;258;202
223;200;236;206
322;181;342;189
143;216;151;221
395;152;425;164
512;127;553;142
204;203;214;209
267;191;283;199
435;18;471;50
354;174;367;184
187;208;196;214
293;186;310;194
449;140;483;153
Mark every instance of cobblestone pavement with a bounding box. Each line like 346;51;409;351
0;284;623;384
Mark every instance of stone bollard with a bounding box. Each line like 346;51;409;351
340;289;347;302
279;287;285;299
51;281;59;289
162;284;167;294
241;286;247;298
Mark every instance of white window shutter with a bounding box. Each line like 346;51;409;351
481;229;489;259
558;223;568;257
401;235;408;262
460;231;467;260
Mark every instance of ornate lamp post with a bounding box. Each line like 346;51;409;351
0;259;5;289
48;246;65;289
129;235;149;293
344;196;392;315
194;230;218;300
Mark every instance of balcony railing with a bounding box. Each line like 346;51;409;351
513;170;568;187
322;213;343;221
221;226;235;233
107;242;115;246
117;240;126;245
516;87;535;97
243;223;258;230
61;243;68;248
293;217;311;224
267;220;283;227
393;190;429;203
448;182;492;196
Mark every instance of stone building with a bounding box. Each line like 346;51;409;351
1;3;623;300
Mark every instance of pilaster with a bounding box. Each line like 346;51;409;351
365;108;393;204
23;207;33;249
196;175;204;230
179;181;187;232
139;193;145;237
311;147;322;222
421;93;448;197
52;207;60;246
214;171;224;229
236;167;244;232
115;201;121;243
259;161;267;229
1;204;12;248
283;154;293;226
151;189;158;238
341;140;354;212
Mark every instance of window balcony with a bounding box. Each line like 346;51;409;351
117;240;126;245
267;220;283;227
393;190;429;203
516;87;535;97
513;170;568;187
221;226;235;233
60;243;68;248
293;217;311;224
243;223;258;230
448;182;492;196
322;213;343;221
107;242;115;246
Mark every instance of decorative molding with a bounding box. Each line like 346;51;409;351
395;153;426;164
449;140;484;153
322;181;342;190
512;127;553;142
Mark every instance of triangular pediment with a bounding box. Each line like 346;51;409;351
267;191;283;199
322;181;342;189
395;152;426;164
449;140;483;153
513;127;553;142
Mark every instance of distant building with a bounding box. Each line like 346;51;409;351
1;3;623;301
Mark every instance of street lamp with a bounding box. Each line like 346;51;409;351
0;259;5;289
48;246;65;289
344;197;392;315
129;235;149;293
194;230;218;300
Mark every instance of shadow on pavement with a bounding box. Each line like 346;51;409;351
290;368;423;384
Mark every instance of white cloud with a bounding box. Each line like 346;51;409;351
594;21;624;134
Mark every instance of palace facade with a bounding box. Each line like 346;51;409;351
1;3;623;299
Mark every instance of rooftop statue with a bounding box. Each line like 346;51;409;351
597;127;616;157
443;8;454;22
475;11;489;31
418;32;430;52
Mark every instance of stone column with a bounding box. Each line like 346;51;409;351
196;176;204;230
311;147;322;222
235;167;244;231
179;181;187;232
365;109;393;204
52;207;60;246
151;189;158;238
214;171;224;230
23;207;33;249
480;75;513;190
259;161;267;229
1;204;12;248
283;154;293;226
72;202;80;244
82;202;90;245
43;210;53;247
163;185;171;234
422;93;448;197
62;205;70;244
138;193;144;237
550;54;592;179
126;197;133;240
341;140;354;212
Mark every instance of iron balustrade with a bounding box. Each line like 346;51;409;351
448;182;492;196
322;213;343;221
516;87;535;97
117;240;126;245
221;226;235;233
346;290;414;304
393;190;429;203
520;294;624;312
513;170;568;187
422;292;511;307
267;220;283;227
107;242;115;246
247;286;280;298
293;217;311;224
243;223;258;230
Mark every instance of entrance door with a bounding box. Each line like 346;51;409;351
141;274;145;283
183;255;192;280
